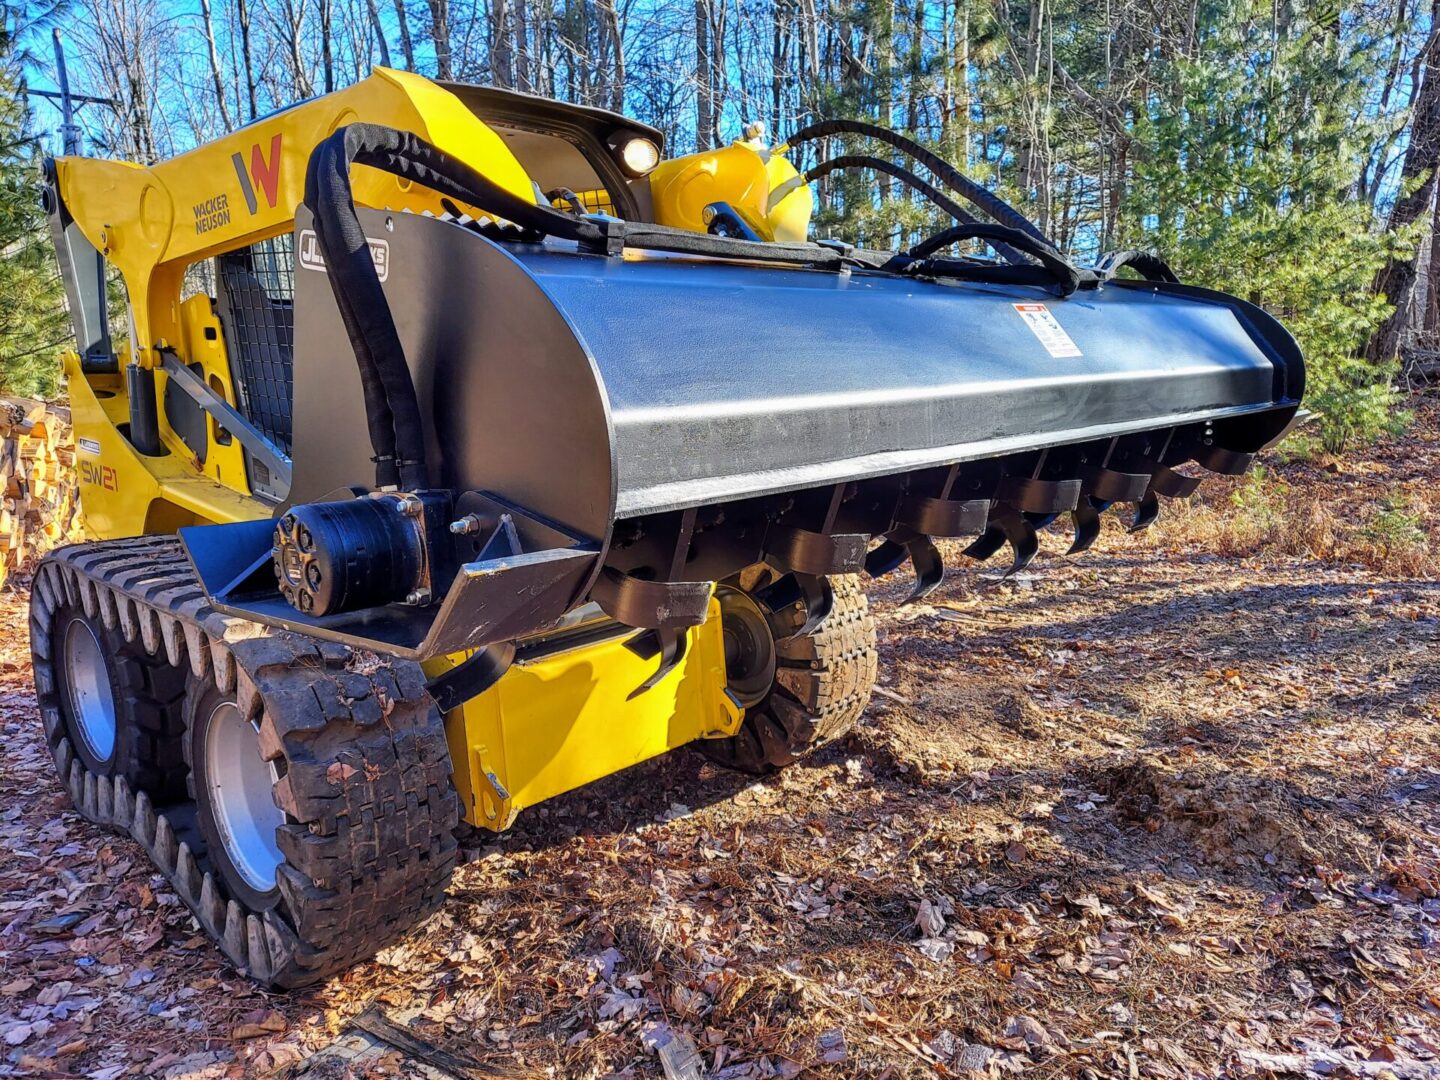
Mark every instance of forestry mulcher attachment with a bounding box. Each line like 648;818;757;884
33;69;1302;986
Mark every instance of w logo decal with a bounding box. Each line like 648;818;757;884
231;134;282;214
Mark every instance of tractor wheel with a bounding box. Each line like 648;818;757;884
701;571;878;774
45;605;188;800
33;536;458;987
179;662;459;987
184;677;286;913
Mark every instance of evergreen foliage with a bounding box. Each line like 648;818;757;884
0;20;67;400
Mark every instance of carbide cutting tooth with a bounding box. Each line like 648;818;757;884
755;572;833;638
626;626;689;700
1067;500;1107;555
863;539;909;579
963;526;1008;563
982;507;1039;576
1150;466;1202;498
901;535;944;604
1002;521;1039;576
1128;492;1161;533
866;531;945;604
790;573;833;636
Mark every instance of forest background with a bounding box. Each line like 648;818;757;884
2;0;1440;456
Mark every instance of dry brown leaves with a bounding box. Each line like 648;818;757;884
1;404;1438;1077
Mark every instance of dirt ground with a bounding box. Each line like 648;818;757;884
2;404;1438;1080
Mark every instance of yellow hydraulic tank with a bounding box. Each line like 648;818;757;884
649;135;813;242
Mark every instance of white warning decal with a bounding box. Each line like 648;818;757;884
1013;302;1082;358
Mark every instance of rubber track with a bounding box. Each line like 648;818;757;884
705;575;879;773
29;535;458;988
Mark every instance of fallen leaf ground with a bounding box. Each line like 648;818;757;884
2;405;1438;1079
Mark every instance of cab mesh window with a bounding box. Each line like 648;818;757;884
215;236;295;454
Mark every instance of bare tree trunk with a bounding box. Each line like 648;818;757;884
393;0;415;67
514;0;531;90
770;0;786;138
696;0;713;149
1368;6;1440;364
490;0;513;87
280;0;314;97
320;0;336;90
365;0;392;67
1424;188;1440;336
709;0;726;144
238;0;258;119
906;0;924;132
428;0;451;78
200;0;234;130
601;0;624;111
534;0;554;96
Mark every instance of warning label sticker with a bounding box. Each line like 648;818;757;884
1013;303;1082;358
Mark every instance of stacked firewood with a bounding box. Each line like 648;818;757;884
0;398;82;589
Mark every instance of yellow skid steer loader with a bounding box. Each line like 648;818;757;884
31;68;1303;986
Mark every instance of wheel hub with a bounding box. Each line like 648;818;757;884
203;702;285;894
62;619;117;764
716;586;778;708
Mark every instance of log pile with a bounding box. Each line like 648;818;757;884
0;397;82;589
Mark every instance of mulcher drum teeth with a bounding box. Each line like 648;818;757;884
1128;492;1162;533
29;536;458;989
963;507;1039;577
1067;500;1106;555
863;530;945;604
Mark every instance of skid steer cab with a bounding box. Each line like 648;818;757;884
33;67;1303;986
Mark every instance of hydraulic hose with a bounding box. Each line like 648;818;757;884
303;124;604;490
804;154;1029;265
1097;249;1180;283
781;118;1056;249
903;223;1083;296
808;154;973;223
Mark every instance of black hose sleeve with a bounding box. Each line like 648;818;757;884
304;129;406;487
611;224;850;268
903;223;1083;296
904;260;1082;290
808;154;974;223
303;124;611;489
804;154;1030;265
1098;249;1181;283
784;119;1056;249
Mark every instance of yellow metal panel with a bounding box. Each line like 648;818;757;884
53;68;535;282
65;353;265;536
434;600;740;830
762;152;814;244
56;68;542;531
53;65;538;423
174;295;252;496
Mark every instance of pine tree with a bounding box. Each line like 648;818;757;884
0;21;69;399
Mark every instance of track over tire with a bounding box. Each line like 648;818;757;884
29;536;459;988
701;573;878;774
46;604;188;800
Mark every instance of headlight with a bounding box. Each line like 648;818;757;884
617;136;660;178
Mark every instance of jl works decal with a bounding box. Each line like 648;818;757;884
297;228;390;282
231;133;283;215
